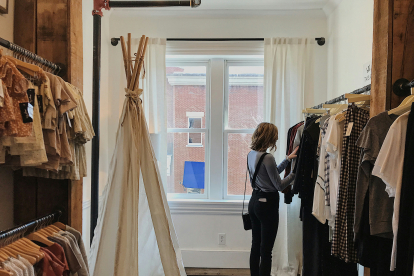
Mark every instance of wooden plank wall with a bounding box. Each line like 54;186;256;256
13;0;83;232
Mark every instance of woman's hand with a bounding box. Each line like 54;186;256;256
288;146;299;160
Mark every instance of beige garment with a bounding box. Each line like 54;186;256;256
40;75;57;130
66;226;89;272
23;83;93;180
2;260;24;276
1;83;48;166
48;235;82;274
9;258;29;276
60;231;89;276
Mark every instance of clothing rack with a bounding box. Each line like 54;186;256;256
0;210;62;248
310;84;371;110
0;37;62;74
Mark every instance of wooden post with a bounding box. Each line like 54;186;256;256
368;0;414;274
371;0;414;117
13;0;84;233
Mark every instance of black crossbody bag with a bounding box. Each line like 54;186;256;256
242;152;268;231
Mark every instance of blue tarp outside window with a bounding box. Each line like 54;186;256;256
182;161;205;189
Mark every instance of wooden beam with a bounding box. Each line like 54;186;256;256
13;0;84;231
37;0;69;80
68;0;83;89
391;0;414;108
69;180;83;233
13;0;36;52
371;0;414;117
371;0;393;117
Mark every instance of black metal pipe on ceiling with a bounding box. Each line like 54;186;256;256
109;1;192;8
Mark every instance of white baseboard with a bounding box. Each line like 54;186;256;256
181;249;250;269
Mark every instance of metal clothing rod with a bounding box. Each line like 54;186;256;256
0;210;62;248
0;37;62;73
310;84;371;110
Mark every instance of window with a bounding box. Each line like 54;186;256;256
166;64;209;198
166;59;264;200
187;112;204;147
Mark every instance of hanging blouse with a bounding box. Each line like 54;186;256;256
0;54;32;137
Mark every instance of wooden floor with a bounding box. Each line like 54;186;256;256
185;268;250;276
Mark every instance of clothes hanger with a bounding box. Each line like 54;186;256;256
345;94;371;103
302;108;326;114
0;269;12;276
388;87;414;115
26;220;55;247
0;246;36;265
53;222;66;231
7;240;42;263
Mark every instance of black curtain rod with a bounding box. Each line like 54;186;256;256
0;210;62;248
111;37;326;46
0;37;62;74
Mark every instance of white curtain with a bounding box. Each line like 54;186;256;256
264;37;315;276
89;38;186;276
141;38;168;187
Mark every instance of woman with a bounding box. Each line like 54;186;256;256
248;122;298;276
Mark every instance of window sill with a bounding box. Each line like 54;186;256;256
168;199;248;215
186;144;204;148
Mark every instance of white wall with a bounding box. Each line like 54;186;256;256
98;10;328;268
326;2;374;275
0;0;15;231
326;0;374;99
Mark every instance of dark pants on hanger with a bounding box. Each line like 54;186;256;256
249;190;279;276
396;104;414;275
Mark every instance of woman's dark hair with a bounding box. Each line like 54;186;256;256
250;122;279;152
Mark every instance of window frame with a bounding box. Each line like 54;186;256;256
223;60;264;200
166;61;211;200
165;58;264;201
187;115;204;147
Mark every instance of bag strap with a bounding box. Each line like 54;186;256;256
243;152;269;214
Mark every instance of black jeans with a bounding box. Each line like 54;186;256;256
249;190;279;276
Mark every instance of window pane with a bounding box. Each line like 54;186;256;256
227;66;264;129
227;133;253;196
167;66;207;129
167;132;206;194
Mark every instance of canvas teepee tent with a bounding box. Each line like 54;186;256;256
89;34;186;276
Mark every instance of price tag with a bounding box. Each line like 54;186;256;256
19;102;33;123
345;122;354;137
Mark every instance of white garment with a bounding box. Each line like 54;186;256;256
325;118;345;217
0;79;4;107
264;37;315;276
313;117;334;227
17;256;34;276
9;258;28;276
372;111;410;272
89;88;185;276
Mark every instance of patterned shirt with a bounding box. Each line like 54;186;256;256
331;105;369;263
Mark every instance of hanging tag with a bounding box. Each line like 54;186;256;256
27;89;35;106
19;102;33;123
66;113;72;128
345;122;354;137
37;95;44;114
